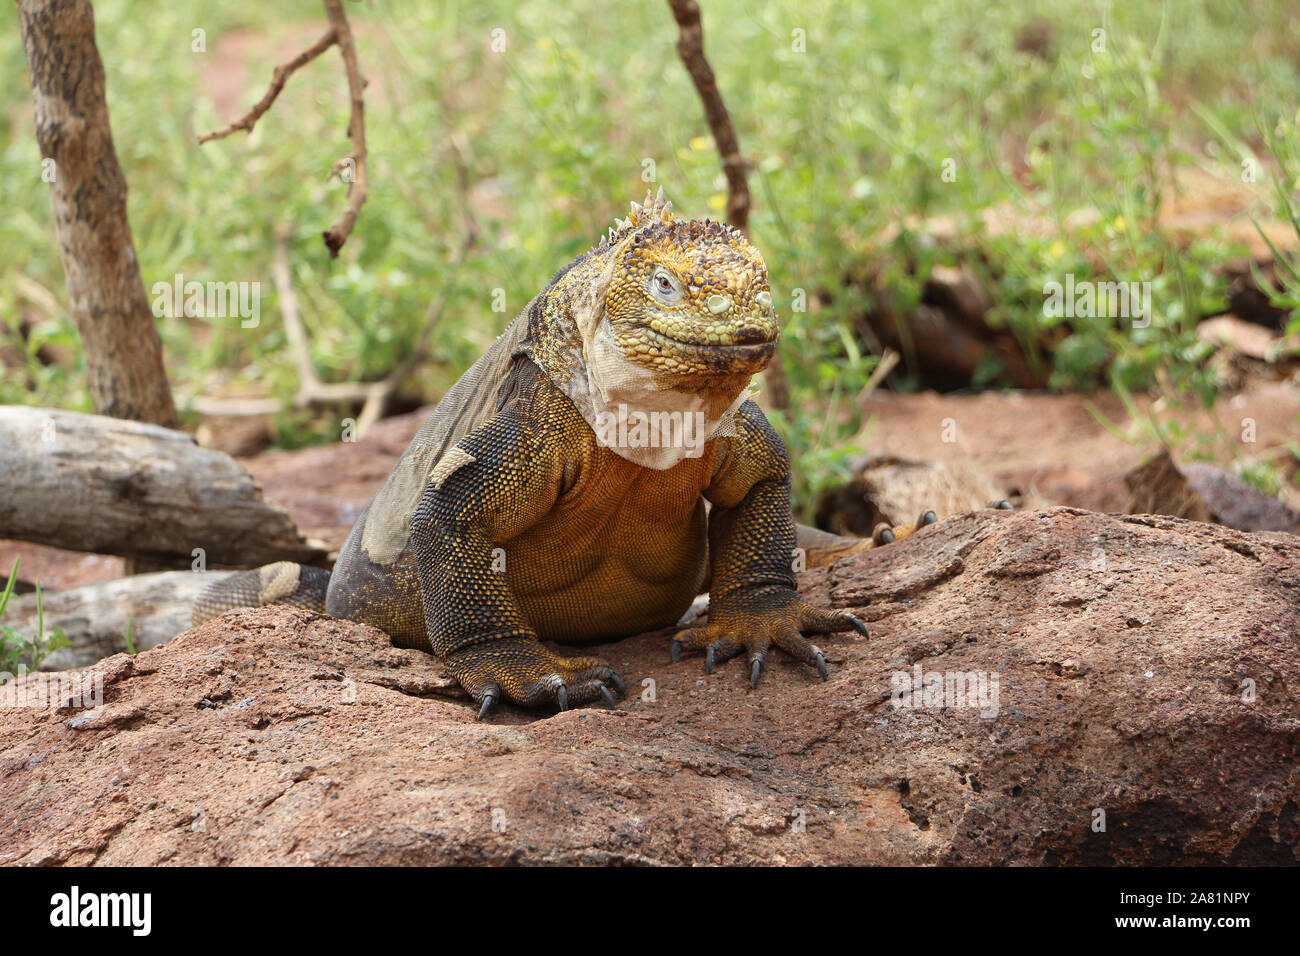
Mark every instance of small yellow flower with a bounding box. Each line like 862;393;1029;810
1112;215;1127;233
1048;239;1066;259
707;193;727;212
689;135;711;152
535;36;553;51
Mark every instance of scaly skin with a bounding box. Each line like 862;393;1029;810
196;191;875;717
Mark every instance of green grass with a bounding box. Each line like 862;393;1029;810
0;559;70;675
2;0;1298;514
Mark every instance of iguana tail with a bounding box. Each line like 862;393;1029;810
192;561;331;626
795;510;939;569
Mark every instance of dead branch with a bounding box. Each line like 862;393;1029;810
196;27;338;144
196;129;479;433
197;0;369;257
0;406;326;567
666;0;790;406
272;227;389;427
320;0;369;257
666;0;751;232
6;571;235;671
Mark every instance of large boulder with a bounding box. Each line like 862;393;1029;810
1;507;1296;865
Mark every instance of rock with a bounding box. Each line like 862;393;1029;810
1125;450;1300;534
1125;450;1212;524
1182;461;1300;534
1196;315;1279;361
1;507;1296;865
924;265;995;326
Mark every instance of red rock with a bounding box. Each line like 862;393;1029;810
1;507;1296;865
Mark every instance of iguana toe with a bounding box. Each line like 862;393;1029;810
448;638;624;717
671;590;866;686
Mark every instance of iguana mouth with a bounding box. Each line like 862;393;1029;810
626;325;777;375
638;323;778;351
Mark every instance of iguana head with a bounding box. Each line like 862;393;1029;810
522;190;779;468
600;192;778;379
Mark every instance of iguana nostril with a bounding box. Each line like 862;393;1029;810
707;293;731;314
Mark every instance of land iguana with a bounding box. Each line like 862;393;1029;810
194;190;935;717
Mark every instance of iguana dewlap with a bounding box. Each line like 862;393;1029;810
195;191;872;717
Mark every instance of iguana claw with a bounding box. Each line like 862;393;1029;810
672;589;867;687
448;639;623;716
845;613;869;639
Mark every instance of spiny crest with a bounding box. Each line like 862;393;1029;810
594;186;675;252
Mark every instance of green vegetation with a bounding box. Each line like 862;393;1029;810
0;560;70;675
2;0;1298;512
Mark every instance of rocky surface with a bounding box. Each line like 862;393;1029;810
1;507;1297;865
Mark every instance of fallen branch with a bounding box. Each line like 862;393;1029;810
0;406;327;567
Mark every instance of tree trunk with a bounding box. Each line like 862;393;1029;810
17;0;177;427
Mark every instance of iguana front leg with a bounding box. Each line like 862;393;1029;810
409;407;624;719
672;405;868;686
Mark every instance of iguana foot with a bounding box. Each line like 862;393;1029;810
670;586;867;688
871;508;939;546
446;638;626;719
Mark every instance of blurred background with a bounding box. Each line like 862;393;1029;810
3;0;1299;525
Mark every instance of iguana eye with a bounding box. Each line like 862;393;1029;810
648;267;683;306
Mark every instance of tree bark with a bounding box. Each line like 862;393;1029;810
17;0;177;427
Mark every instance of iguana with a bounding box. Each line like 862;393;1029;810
195;190;933;717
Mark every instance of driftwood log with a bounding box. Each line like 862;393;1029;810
0;407;326;567
4;570;233;670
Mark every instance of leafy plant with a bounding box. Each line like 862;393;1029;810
0;559;71;675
